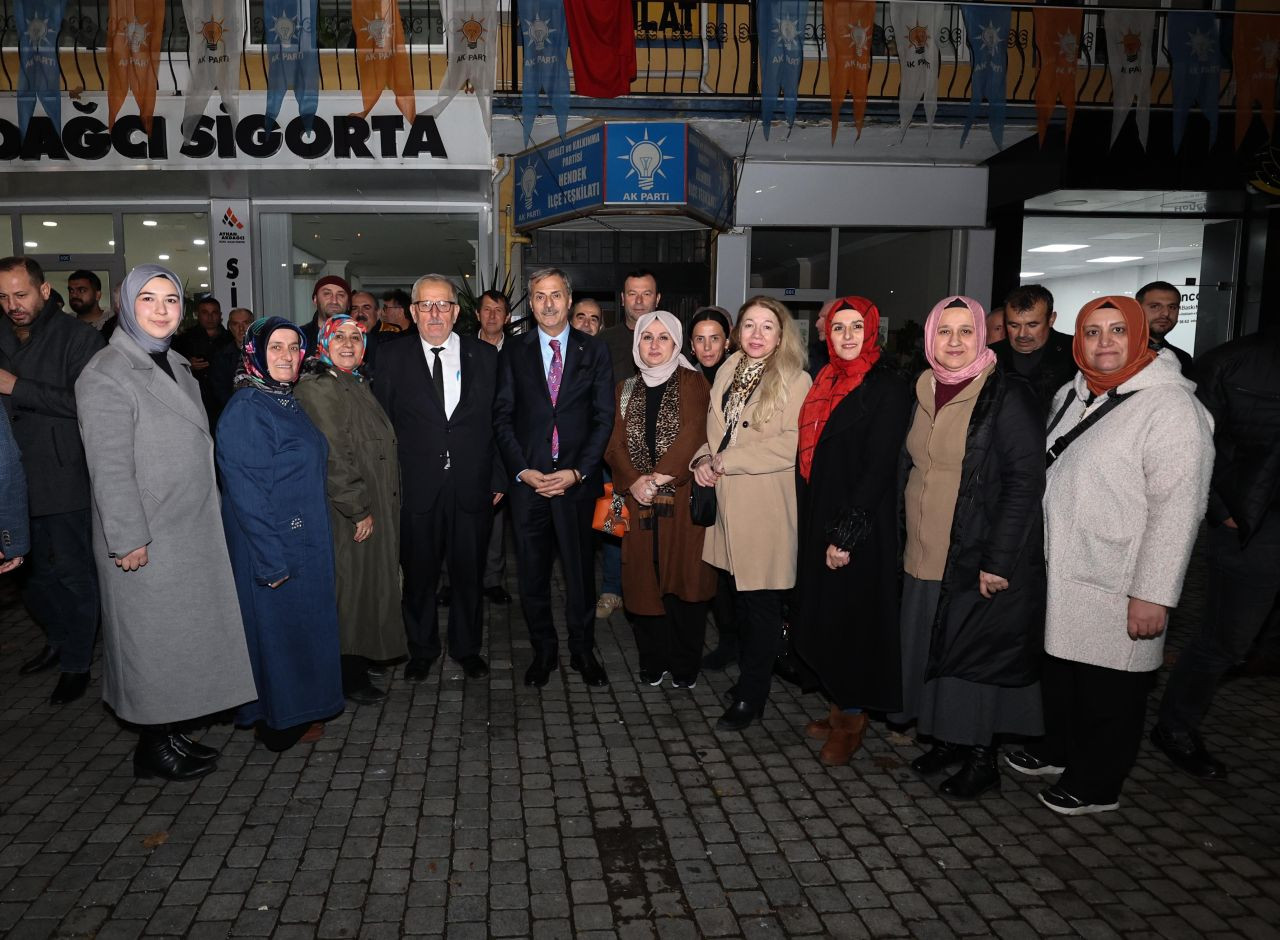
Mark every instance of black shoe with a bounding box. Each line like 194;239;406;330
459;655;490;679
1004;749;1065;777
722;684;740;705
170;733;219;762
670;675;697;690
569;651;609;687
483;586;511;604
436;585;452;607
911;741;967;775
366;664;390;680
939;746;1002;799
524;654;558;688
638;669;668;687
702;643;738;671
347;685;387;705
134;731;216;782
1150;725;1227;780
403;657;437;682
716;700;763;732
19;645;60;675
50;671;89;705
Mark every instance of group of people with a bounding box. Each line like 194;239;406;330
0;254;1276;816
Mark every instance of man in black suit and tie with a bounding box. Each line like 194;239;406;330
373;274;503;682
494;267;615;688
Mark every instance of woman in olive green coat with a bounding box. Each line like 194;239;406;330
295;315;406;703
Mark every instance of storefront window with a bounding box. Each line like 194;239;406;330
123;213;212;299
750;227;831;290
19;214;113;255
836;229;952;331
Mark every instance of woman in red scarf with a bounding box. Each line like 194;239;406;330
790;297;912;765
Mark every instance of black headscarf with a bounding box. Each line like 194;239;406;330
234;317;307;395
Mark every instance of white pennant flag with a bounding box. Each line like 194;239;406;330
181;0;245;143
1105;10;1155;149
427;0;499;130
890;1;943;139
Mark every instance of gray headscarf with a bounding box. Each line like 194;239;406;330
118;264;184;354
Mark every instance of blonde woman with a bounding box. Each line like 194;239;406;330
693;296;812;731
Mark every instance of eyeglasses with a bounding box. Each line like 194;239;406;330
411;300;457;314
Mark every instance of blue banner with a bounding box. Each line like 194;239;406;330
514;124;606;227
519;1;571;145
960;5;1008;149
758;0;808;139
16;0;66;140
1168;12;1221;151
685;128;735;228
605;122;686;204
263;0;320;132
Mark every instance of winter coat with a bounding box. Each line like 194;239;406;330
0;406;29;561
792;366;912;711
1043;351;1215;672
900;366;1047;687
604;368;717;616
0;297;105;515
75;332;256;725
295;368;407;662
216;387;344;729
695;352;812;591
990;330;1077;418
1192;332;1280;546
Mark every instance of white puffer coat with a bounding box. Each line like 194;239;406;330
1043;350;1214;672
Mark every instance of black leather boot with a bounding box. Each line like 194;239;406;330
170;732;219;762
133;727;217;781
911;741;966;774
939;745;1002;799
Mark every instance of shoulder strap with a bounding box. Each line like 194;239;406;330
1046;389;1077;438
619;375;639;419
1046;388;1134;468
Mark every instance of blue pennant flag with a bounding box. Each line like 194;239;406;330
263;0;320;132
1168;12;1221;151
16;0;66;140
758;0;808;139
960;5;1009;149
519;2;570;145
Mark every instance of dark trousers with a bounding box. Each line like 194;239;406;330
732;582;784;711
24;509;99;673
510;488;595;658
709;570;736;647
1038;654;1153;805
1158;520;1280;736
401;479;487;662
632;594;708;681
483;500;508;590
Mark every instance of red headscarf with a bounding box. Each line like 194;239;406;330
1072;296;1156;397
798;296;881;481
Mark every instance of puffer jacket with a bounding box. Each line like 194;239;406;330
1194;332;1280;546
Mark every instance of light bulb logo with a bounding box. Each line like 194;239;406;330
461;17;485;49
618;129;672;192
520;165;539;210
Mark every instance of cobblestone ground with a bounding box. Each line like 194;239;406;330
1;535;1278;939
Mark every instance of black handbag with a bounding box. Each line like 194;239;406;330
690;426;733;527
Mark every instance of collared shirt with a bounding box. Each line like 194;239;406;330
537;325;570;380
419;331;461;418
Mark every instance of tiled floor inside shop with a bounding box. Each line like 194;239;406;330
1;535;1278;939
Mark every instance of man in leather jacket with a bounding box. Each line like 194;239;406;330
1152;329;1280;779
988;285;1077;417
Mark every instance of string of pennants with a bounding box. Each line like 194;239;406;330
12;0;1280;153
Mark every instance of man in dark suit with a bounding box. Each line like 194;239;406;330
989;284;1077;417
1137;280;1195;378
493;267;615;688
373;274;503;682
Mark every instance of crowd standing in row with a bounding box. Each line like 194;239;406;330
0;256;1276;816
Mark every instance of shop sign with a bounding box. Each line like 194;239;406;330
513;121;735;230
0;93;490;171
210;199;255;314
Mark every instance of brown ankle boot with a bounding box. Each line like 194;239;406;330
819;712;869;766
804;704;840;741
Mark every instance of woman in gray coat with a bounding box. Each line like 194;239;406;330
76;265;257;781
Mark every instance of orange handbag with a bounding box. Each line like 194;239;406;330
592;482;630;536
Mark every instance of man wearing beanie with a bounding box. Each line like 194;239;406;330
303;275;351;349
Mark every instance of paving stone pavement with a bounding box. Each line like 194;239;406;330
0;534;1278;939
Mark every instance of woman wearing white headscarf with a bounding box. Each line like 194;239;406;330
605;312;717;689
75;265;257;781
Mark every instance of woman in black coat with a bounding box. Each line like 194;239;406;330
891;296;1047;799
793;297;911;765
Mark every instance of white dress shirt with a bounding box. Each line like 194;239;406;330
420;331;462;419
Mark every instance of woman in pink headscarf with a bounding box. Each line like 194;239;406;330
889;296;1048;800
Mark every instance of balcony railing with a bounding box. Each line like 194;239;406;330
0;2;1268;121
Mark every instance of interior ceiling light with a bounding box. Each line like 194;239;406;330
1086;256;1143;263
42;220;57;227
158;254;170;260
1019;271;1044;277
23;241;36;248
193;238;206;246
143;219;158;227
1027;244;1089;253
200;283;209;288
108;240;115;246
198;266;208;272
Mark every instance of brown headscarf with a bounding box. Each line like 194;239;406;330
1072;296;1157;397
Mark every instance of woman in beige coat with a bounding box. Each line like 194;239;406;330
693;296;811;732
